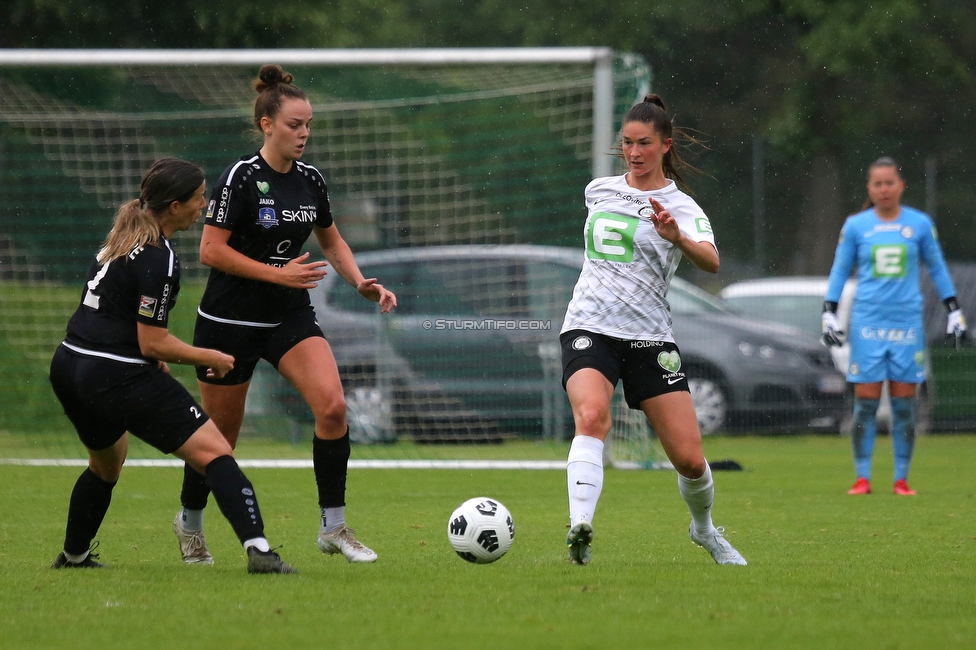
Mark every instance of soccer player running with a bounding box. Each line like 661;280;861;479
822;157;966;496
173;65;396;565
49;158;295;573
559;95;746;566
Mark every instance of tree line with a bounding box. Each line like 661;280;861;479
5;0;976;275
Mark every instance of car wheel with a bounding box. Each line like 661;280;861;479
687;377;728;435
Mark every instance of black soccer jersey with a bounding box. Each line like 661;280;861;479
198;151;334;325
63;237;180;364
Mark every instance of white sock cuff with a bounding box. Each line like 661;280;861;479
243;537;270;553
678;461;713;488
568;435;604;467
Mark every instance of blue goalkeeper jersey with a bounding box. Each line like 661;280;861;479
825;206;955;325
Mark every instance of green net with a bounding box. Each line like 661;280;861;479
0;50;657;463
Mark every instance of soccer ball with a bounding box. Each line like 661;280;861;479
447;497;515;564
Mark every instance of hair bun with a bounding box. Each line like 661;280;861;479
255;64;295;93
643;94;666;110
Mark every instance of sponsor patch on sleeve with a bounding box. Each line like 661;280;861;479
138;295;158;318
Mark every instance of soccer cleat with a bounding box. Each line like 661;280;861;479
318;526;378;563
847;477;872;495
893;479;917;496
52;542;104;569
173;513;214;565
690;524;747;566
246;547;298;574
566;521;594;565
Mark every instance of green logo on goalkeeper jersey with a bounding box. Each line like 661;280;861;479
871;244;907;278
586;213;637;262
658;350;681;373
256;181;270;194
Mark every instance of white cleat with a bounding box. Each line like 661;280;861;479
173;513;214;565
567;521;594;565
690;524;747;566
317;526;378;563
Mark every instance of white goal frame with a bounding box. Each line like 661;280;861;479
0;47;618;178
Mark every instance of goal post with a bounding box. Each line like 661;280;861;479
0;48;653;463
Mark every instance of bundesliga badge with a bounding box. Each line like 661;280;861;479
257;208;278;229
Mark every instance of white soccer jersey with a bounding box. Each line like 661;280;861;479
560;175;717;341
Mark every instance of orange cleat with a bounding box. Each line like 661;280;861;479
893;479;917;496
847;477;872;495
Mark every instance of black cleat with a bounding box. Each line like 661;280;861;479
246;546;298;574
52;542;104;569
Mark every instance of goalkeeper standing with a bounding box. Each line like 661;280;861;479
172;64;396;565
559;95;746;566
822;157;966;496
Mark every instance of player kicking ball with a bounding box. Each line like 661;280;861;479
558;95;746;566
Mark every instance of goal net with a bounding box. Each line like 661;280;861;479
0;48;659;466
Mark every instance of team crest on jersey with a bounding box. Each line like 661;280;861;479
572;336;592;350
138;295;157;318
900;226;914;239
257;208;278;229
256;181;271;194
657;350;681;373
638;206;654;220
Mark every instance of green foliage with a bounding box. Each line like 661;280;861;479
2;436;975;648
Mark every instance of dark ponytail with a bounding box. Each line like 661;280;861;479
622;94;704;190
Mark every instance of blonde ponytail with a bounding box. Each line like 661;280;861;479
97;199;162;263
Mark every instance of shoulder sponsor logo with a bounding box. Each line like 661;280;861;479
257;208;278;229
657;350;681;373
931;225;939;240
138;295;157;318
849;362;859;376
205;199;216;220
572;335;593;350
695;217;713;234
256;181;270;194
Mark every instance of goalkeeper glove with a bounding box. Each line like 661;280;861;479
821;301;844;348
944;297;967;347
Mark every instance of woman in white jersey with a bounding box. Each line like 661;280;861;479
559;94;746;566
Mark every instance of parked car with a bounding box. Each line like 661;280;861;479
719;276;934;431
292;246;847;441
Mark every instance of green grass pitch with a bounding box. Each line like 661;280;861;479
1;435;974;649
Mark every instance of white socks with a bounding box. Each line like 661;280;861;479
678;462;715;533
567;435;605;527
243;537;270;552
320;506;346;534
179;507;204;531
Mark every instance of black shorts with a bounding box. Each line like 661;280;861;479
560;329;689;409
49;345;208;453
193;306;325;385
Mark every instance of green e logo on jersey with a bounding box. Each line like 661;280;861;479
872;244;907;278
586;213;638;262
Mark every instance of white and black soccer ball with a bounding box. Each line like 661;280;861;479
447;497;515;564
